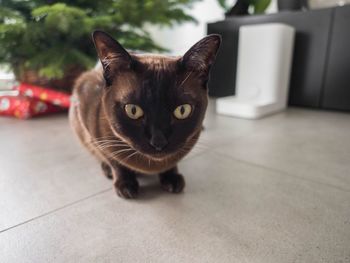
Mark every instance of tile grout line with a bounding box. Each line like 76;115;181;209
0;150;206;236
201;111;291;152
212;149;350;194
0;112;318;235
0;187;112;235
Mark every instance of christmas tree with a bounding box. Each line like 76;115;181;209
0;0;197;87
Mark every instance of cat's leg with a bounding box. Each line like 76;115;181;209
159;166;185;193
101;162;113;179
110;161;139;199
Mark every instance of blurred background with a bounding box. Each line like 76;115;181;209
1;0;350;113
1;1;350;262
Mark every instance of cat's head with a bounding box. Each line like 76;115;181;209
92;31;221;160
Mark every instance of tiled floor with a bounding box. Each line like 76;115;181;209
1;101;349;262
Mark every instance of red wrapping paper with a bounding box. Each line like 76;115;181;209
0;95;65;119
0;83;71;119
16;83;71;108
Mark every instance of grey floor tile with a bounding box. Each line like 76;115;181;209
214;108;350;191
0;115;110;231
190;99;285;158
0;152;349;263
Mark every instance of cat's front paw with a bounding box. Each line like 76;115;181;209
115;180;139;199
101;162;113;179
160;173;185;193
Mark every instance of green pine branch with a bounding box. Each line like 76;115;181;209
0;0;198;79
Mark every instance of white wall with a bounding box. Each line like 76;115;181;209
147;0;224;55
309;0;350;8
148;0;278;55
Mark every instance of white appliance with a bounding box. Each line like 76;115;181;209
216;23;295;119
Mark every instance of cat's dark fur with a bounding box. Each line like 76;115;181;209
69;31;221;199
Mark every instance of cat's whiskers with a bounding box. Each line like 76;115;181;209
189;136;209;150
111;147;134;153
123;151;139;163
91;127;206;168
91;134;143;164
186;143;207;156
94;140;124;145
95;135;118;139
96;144;130;152
92;136;129;148
93;138;122;144
94;138;119;143
93;140;128;147
192;143;208;150
113;148;142;165
93;136;122;142
94;141;128;147
109;148;135;160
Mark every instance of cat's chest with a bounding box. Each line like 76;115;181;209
100;144;185;174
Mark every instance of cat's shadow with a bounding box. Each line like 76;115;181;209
136;175;178;201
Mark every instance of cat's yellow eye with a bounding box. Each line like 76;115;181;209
173;104;192;120
125;104;144;119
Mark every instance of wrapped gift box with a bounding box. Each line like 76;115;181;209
0;95;66;119
0;83;71;119
15;83;71;108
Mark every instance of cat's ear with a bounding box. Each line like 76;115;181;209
92;30;132;84
181;34;221;75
